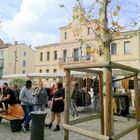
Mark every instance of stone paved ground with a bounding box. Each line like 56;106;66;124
0;107;137;140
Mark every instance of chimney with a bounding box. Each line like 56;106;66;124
14;41;18;45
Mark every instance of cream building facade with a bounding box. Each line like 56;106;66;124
35;1;140;76
35;1;98;74
0;39;10;78
0;40;35;78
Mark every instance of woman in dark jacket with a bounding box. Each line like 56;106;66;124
45;82;64;131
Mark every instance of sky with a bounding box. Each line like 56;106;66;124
0;0;140;47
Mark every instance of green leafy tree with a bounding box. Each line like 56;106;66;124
10;78;26;89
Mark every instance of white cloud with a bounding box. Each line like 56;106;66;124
2;0;140;47
3;0;72;46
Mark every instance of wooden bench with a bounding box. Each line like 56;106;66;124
0;104;24;132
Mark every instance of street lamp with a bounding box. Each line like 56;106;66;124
13;49;17;74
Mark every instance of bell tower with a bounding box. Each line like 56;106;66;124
75;0;83;8
72;0;85;20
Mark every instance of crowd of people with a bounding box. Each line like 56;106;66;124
0;80;65;133
0;79;99;133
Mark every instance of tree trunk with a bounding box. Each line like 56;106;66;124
99;0;113;136
64;69;71;140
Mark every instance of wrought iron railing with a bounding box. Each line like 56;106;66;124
59;56;91;64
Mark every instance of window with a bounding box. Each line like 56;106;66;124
53;69;57;73
73;48;79;61
111;43;117;55
0;49;4;58
22;60;26;67
23;51;26;56
22;70;25;74
124;41;131;54
63;50;67;62
47;52;50;61
0;58;4;66
64;32;67;39
54;51;57;60
40;52;43;61
46;69;49;73
87;27;91;35
39;69;42;73
0;68;3;77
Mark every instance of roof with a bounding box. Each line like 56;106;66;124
0;44;11;49
2;71;95;79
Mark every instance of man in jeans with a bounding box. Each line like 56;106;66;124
71;82;79;119
92;77;100;113
19;80;35;132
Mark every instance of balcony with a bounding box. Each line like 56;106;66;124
59;55;91;64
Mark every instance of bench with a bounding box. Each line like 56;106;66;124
0;104;24;132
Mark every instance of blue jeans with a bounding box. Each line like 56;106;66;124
93;95;100;113
22;105;34;128
71;99;78;117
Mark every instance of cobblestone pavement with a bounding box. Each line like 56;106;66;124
0;107;137;140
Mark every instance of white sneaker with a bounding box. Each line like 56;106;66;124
22;123;27;133
74;116;79;120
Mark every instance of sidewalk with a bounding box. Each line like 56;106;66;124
0;107;137;140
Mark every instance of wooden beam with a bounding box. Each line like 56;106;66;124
64;61;140;73
72;68;102;74
99;72;104;135
64;69;71;140
106;68;113;136
110;122;140;140
63;123;110;140
110;62;140;73
134;74;140;140
64;61;109;70
69;114;100;125
113;74;136;82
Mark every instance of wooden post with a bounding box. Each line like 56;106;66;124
63;124;110;140
64;69;71;140
134;74;140;140
105;68;113;136
111;122;140;140
99;72;104;135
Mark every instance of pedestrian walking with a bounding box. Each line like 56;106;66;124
92;77;100;113
34;81;48;111
71;82;79;119
45;82;64;131
19;80;35;132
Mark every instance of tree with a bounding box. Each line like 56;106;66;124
61;0;140;138
60;0;140;59
10;78;26;89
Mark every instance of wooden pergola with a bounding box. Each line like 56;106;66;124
63;61;140;140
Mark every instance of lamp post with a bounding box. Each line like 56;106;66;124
79;38;83;62
13;49;17;74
